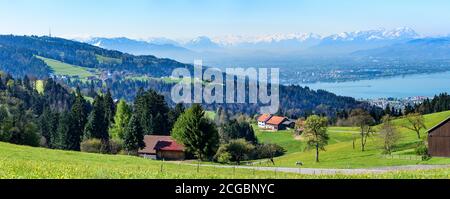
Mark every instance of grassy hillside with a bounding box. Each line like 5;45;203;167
1;142;449;179
255;126;359;154
95;54;122;65
36;56;95;79
0;142;303;179
255;111;450;169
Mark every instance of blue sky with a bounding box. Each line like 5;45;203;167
1;0;450;39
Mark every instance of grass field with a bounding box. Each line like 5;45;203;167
1;142;449;179
0;142;300;179
254;111;450;169
36;56;94;79
255;126;304;154
255;126;360;154
95;54;122;65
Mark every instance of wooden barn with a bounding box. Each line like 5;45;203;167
138;135;185;160
427;117;450;157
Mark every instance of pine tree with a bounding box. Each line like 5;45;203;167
66;87;89;151
57;111;72;150
168;103;185;130
123;114;145;153
39;108;52;147
88;80;96;97
84;95;108;142
134;89;170;135
384;104;392;115
104;89;115;126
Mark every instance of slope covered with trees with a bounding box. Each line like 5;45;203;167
0;35;369;118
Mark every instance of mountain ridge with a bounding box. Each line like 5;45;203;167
77;27;425;62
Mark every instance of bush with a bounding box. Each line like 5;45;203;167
109;139;123;155
415;142;431;160
216;151;232;164
80;139;102;154
214;139;254;165
415;142;428;156
81;139;124;154
253;143;286;159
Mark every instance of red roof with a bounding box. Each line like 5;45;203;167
258;114;272;122
154;140;185;152
138;135;184;154
266;116;287;125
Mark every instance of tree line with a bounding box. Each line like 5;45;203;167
0;72;285;165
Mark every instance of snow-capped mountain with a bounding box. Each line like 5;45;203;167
144;37;181;46
208;33;322;52
83;37;196;62
324;27;419;42
306;27;420;55
182;36;222;52
76;27;428;65
212;33;321;46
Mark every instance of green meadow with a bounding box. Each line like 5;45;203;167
1;142;449;179
36;56;94;79
255;111;450;169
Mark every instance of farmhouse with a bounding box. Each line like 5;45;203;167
138;135;186;160
258;114;294;131
427;117;450;157
257;114;273;128
265;116;289;130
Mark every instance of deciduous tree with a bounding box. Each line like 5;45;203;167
172;104;219;161
303;115;329;162
379;115;400;154
350;109;375;151
110;99;131;139
403;113;426;139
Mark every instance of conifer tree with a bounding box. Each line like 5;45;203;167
66;87;89;151
123;114;145;153
84;95;108;142
104;89;116;126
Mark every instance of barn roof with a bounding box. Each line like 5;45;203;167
154;140;185;152
427;117;450;134
282;119;295;125
258;114;272;122
266;116;287;125
139;135;174;154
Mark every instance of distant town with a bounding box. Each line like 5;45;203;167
366;96;428;110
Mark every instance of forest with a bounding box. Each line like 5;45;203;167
0;72;285;162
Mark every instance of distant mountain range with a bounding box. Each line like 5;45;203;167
353;37;450;59
80;27;450;66
87;37;197;61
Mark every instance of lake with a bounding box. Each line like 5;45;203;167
301;71;450;99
